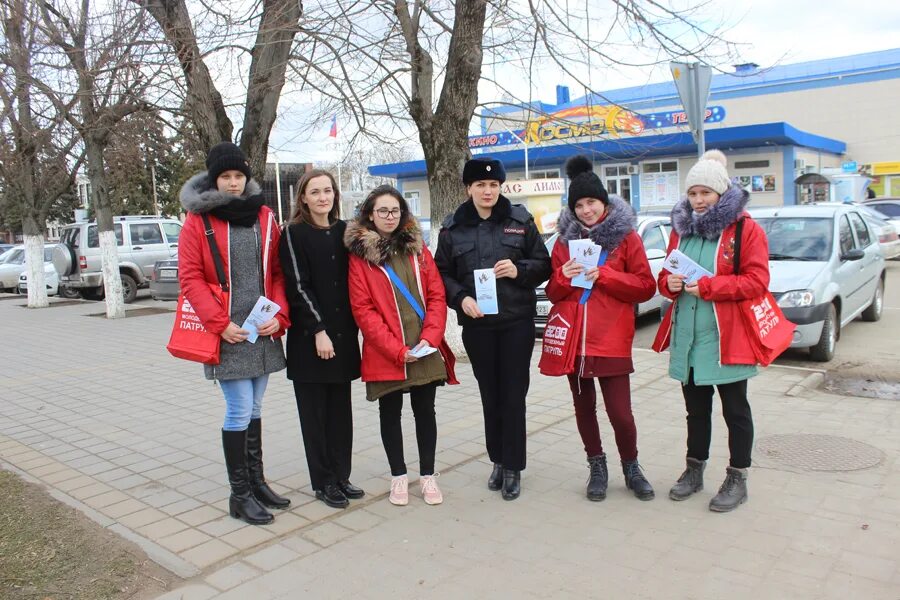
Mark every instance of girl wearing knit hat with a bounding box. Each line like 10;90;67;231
179;142;292;525
652;149;771;513
545;155;657;502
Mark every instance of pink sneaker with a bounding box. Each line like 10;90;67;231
420;474;443;505
389;475;408;506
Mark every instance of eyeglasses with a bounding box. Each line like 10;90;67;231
374;208;403;219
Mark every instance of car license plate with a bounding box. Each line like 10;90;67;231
536;304;550;316
159;268;178;279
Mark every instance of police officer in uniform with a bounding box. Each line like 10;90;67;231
435;157;551;500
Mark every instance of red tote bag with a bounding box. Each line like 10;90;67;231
167;284;228;365
538;300;583;376
166;214;230;365
738;292;795;366
732;218;795;367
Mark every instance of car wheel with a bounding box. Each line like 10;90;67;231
82;287;105;301
809;303;838;362
60;286;81;300
121;273;138;304
860;279;884;322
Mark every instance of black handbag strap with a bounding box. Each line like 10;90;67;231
201;214;229;292
733;217;745;276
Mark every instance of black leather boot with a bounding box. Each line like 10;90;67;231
315;483;349;509
669;457;705;501
586;454;608;501
338;480;365;499
622;460;655;501
501;469;521;501
246;419;291;509
222;429;274;525
709;467;748;512
488;463;503;491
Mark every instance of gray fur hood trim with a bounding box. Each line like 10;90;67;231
556;194;636;252
670;185;749;240
179;171;263;214
344;218;424;265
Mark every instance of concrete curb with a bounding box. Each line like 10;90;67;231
785;371;826;397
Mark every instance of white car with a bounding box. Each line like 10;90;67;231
18;263;61;296
0;246;29;291
750;204;885;361
535;214;672;333
0;245;64;295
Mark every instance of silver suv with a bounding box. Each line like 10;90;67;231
55;216;182;303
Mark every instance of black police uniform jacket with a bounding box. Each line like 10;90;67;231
435;195;552;329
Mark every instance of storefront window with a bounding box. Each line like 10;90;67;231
403;191;421;216
640;161;679;207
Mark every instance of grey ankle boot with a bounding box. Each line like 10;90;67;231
709;467;748;512
669;457;705;501
586;454;608;501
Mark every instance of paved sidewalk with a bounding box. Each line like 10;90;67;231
1;294;898;599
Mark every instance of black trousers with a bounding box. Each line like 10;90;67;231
681;370;754;469
292;381;354;490
462;319;535;472
377;384;437;477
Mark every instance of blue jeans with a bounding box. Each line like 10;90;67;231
219;375;269;431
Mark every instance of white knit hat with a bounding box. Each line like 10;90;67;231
684;149;730;195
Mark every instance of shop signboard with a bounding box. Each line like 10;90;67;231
468;105;725;151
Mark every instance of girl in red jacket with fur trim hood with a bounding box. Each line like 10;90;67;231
178;142;291;526
546;156;657;502
345;185;457;507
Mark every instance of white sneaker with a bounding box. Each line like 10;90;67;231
420;474;443;505
389;475;408;506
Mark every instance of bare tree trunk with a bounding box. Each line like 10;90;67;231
136;0;233;149
85;139;126;318
1;0;47;307
22;215;48;308
240;0;301;176
397;0;487;356
137;0;301;173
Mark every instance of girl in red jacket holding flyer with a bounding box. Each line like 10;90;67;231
544;156;656;502
653;149;770;513
345;185;457;507
178;142;291;525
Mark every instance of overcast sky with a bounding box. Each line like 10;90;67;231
270;0;900;164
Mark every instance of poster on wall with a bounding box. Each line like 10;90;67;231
738;176;751;191
751;175;764;192
640;172;680;207
763;174;776;192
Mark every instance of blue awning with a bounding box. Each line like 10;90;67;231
368;122;845;179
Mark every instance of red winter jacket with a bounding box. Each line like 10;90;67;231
652;213;770;365
546;229;656;358
346;221;458;385
178;206;290;337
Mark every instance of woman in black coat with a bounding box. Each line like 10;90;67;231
279;169;363;509
434;157;552;500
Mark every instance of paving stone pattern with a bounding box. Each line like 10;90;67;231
1;296;898;598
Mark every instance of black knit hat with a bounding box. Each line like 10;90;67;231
206;142;252;189
463;157;506;185
565;155;608;211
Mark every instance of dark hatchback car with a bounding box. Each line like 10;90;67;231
150;256;179;300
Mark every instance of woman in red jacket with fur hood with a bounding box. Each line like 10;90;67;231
545;156;656;502
178;142;291;526
345;185;457;507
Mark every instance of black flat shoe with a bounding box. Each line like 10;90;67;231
315;483;349;509
501;469;521;501
488;463;503;491
338;480;365;499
